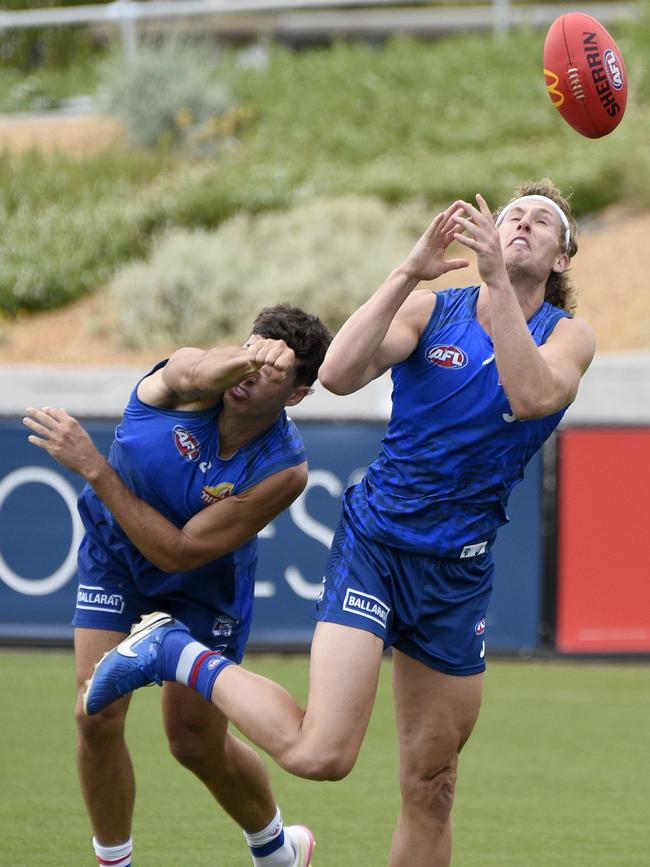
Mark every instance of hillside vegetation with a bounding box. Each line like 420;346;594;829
1;18;649;337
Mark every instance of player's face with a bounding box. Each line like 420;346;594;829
499;201;568;281
223;362;303;417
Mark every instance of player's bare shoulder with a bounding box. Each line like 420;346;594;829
551;315;595;349
376;288;440;372
378;289;440;366
137;348;207;409
397;288;439;331
544;314;596;373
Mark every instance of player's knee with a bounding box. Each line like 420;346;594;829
167;726;204;768
401;762;457;818
168;739;197;770
167;724;214;770
286;742;358;781
318;753;357;781
75;700;126;750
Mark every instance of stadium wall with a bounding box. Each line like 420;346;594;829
1;352;648;653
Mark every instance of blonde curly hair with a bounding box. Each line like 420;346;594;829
496;179;579;314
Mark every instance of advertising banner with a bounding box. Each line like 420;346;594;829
556;427;650;653
0;418;544;654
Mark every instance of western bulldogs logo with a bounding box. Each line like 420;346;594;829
201;482;234;506
475;618;487;636
427;344;468;369
173;425;200;461
212;615;236;639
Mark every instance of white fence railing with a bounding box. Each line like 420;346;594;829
4;353;650;422
0;0;642;42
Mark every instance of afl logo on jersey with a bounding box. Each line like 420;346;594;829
426;344;468;369
173;425;201;461
474;618;487;636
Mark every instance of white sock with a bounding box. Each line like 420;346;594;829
92;836;133;866
244;808;294;867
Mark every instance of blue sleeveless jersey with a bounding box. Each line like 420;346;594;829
344;286;570;557
78;361;306;614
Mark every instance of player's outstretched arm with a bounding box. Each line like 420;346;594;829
139;338;296;409
319;202;469;395
23;406;307;570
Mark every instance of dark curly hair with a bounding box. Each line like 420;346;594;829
251;303;332;386
496;179;579;314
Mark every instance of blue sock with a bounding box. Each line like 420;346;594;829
161;633;234;701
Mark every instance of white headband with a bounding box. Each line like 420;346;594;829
495;195;571;248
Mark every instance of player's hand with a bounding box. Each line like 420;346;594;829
399;201;471;282
451;194;508;286
23;407;107;479
243;336;296;383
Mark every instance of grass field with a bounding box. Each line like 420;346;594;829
1;651;649;866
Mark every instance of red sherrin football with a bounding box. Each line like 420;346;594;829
543;12;627;138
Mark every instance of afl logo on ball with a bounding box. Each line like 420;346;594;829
603;49;624;90
427;344;468;369
173;425;201;461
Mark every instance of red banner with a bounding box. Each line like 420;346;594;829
557;428;650;653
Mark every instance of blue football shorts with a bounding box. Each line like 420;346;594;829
72;511;250;663
314;513;494;676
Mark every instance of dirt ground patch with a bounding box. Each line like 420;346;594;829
0;114;648;364
0;112;124;156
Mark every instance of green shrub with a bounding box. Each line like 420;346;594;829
0;60;102;111
98;38;235;149
0;193;149;312
109;196;437;348
0;147;174;314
